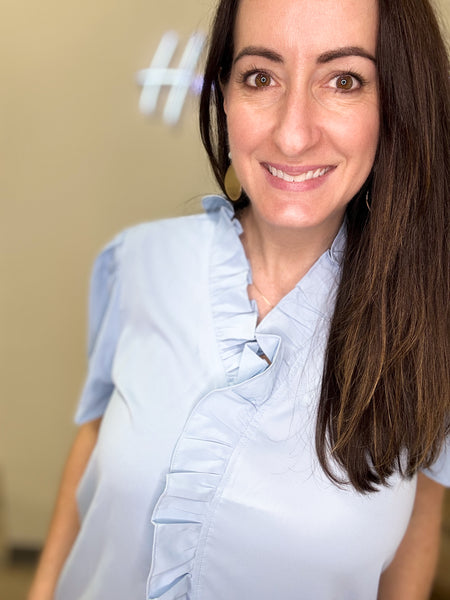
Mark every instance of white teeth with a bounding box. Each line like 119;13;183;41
268;165;330;183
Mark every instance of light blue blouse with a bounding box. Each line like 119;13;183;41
56;196;449;600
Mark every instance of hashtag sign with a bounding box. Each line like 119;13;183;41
137;31;206;126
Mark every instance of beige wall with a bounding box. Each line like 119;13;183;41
0;0;216;546
437;0;450;45
437;0;450;36
1;0;449;547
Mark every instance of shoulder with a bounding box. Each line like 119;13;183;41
121;211;214;257
89;195;235;299
107;195;232;272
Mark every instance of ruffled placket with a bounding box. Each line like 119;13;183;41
146;196;345;599
146;197;282;599
146;345;282;599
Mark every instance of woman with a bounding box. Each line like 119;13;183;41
29;0;449;598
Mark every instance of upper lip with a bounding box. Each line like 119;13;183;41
262;162;335;175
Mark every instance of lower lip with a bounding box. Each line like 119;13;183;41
262;165;335;192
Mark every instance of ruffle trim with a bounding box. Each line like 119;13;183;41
146;198;346;599
202;195;263;385
202;195;345;380
251;222;345;403
147;334;282;599
272;221;345;335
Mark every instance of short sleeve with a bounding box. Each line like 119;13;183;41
421;437;450;487
75;232;124;424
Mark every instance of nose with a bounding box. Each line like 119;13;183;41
272;88;322;157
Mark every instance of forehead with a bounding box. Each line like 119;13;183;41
234;0;378;58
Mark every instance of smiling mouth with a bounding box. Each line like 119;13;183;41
266;165;332;183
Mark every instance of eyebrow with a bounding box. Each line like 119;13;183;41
317;46;376;64
233;45;376;65
234;47;283;64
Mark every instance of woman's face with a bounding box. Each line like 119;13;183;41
223;0;379;237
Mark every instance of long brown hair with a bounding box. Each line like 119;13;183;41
199;0;450;492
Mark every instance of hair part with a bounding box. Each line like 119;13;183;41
200;0;450;492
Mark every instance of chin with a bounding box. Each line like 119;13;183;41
251;196;347;234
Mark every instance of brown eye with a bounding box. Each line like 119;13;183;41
255;73;271;87
336;75;355;90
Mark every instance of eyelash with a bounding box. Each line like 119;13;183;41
330;70;368;92
237;65;275;89
237;66;274;88
237;67;368;92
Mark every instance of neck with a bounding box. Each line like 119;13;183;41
240;205;342;287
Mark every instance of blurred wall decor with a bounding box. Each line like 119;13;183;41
137;31;206;125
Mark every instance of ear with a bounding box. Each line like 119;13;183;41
218;69;229;115
223;90;229;115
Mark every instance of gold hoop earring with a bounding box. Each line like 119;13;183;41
224;162;242;202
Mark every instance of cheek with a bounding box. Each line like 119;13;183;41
228;95;278;146
359;121;380;168
227;106;262;152
334;108;379;158
356;105;380;152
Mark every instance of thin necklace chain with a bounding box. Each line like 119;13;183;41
237;212;275;309
251;281;274;309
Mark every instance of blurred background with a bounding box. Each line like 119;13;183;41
0;0;449;597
